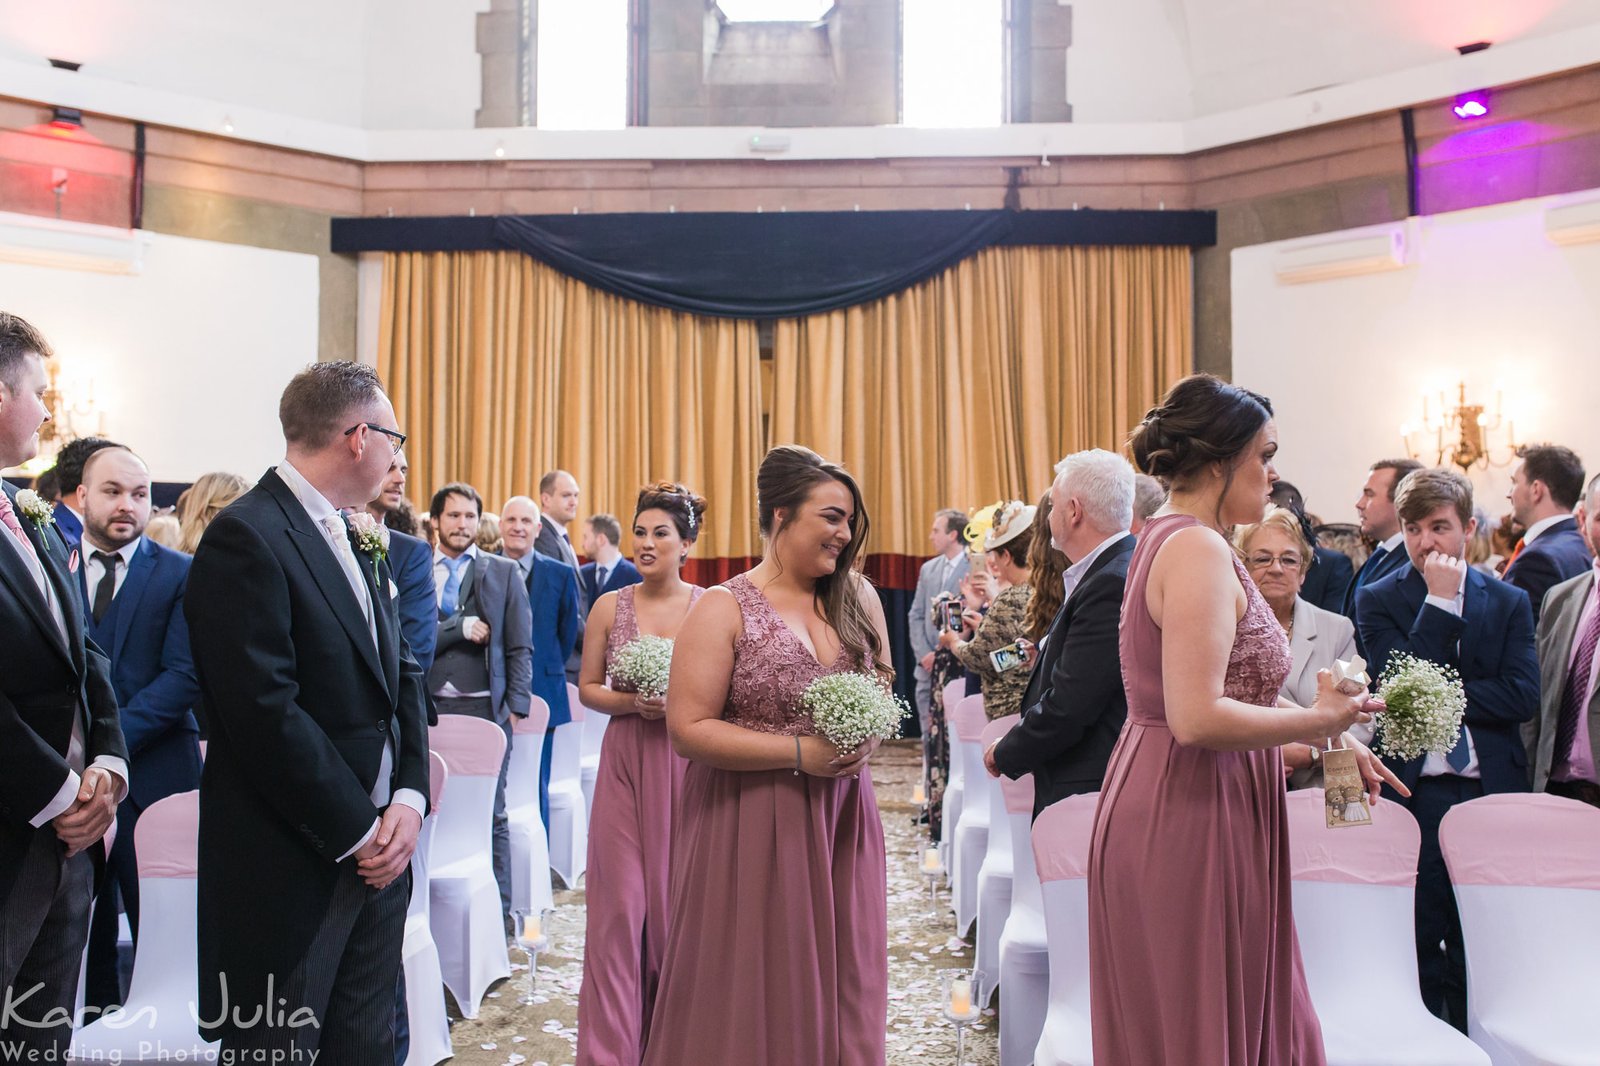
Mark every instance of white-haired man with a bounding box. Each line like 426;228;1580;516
986;449;1136;818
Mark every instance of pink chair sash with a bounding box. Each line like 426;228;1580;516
429;715;508;777
428;750;448;811
1285;790;1419;887
1031;792;1099;882
980;714;1019;748
513;695;552;734
952;694;988;743
941;678;966;713
197;740;207;760
1440;792;1600;889
135;790;200;879
565;683;586;722
999;772;1034;816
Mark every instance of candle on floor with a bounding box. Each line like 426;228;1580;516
522;914;541;941
950;977;972;1017
912;782;927;805
921;848;941;874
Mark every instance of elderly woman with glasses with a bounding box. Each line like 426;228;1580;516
1233;505;1359;789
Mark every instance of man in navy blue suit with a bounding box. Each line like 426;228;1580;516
48;436;119;548
579;513;641;607
363;448;436;678
74;447;203;1012
1503;444;1591;621
1342;458;1424;656
502;496;581;827
1357;466;1539;1033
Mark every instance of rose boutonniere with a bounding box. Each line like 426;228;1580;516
346;511;390;581
14;489;56;555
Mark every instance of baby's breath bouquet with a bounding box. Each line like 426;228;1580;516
800;672;905;754
611;635;675;698
1374;653;1467;762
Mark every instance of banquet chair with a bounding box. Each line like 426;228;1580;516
937;677;968;877
508;695;555;914
71;790;219;1062
997;768;1048;1066
427;715;511;1018
949;694;990;936
1285;790;1489;1066
1440;793;1600;1066
401;751;452;1066
1031;792;1098;1066
974;714;1020;1007
574;681;609;820
547;695;590;888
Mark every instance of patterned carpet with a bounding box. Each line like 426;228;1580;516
445;738;999;1065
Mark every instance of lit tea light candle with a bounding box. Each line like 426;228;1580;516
912;783;927;805
950;977;972;1016
522;914;542;942
921;848;941;874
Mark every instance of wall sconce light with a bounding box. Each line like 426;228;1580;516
1400;381;1518;472
46;58;83;130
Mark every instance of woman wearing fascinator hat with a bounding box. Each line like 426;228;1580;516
939;499;1036;721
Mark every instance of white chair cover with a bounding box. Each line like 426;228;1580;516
508;695;555;914
974;714;1020;1008
998;766;1048;1066
71;790;219;1062
1031;792;1098;1066
427;715;512;1018
402;752;452;1066
574;681;609;820
1439;793;1600;1066
938;677;968;875
546;693;590;888
950;694;990;936
1284;790;1489;1066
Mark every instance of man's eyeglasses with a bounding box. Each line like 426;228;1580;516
345;423;407;451
1246;552;1303;571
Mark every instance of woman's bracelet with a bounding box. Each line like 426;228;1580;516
793;735;802;776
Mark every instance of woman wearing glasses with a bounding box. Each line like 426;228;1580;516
1233;505;1360;789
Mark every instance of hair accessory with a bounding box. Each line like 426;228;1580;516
984;500;1038;551
681;489;697;531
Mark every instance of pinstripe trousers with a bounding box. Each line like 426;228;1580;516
0;831;93;1058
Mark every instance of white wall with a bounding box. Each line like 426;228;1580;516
361;0;487;130
1232;193;1600;526
1067;0;1196;122
0;230;319;484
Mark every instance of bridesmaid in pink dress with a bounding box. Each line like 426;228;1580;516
577;482;707;1065
1088;375;1406;1065
643;446;893;1066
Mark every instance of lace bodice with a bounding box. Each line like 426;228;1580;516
1225;553;1294;707
723;573;865;736
604;583;704;693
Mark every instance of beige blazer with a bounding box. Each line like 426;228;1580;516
1529;568;1600;791
1281;596;1359;790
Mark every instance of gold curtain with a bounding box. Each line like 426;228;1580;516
770;244;1191;558
378;251;765;561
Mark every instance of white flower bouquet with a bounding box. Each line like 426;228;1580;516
1373;653;1467;761
611;635;675;698
800;672;905;754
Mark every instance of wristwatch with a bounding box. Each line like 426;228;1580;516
1308;745;1321;763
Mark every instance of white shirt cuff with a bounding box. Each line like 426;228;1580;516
89;756;130;805
1424;594;1462;616
337;818;382;862
31;770;81;828
389;788;427;819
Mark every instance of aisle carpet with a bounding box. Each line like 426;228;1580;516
446;739;1000;1065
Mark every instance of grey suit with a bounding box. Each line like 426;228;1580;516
908;552;969;730
1280;596;1359;790
1529;568;1600;792
533;516;585;683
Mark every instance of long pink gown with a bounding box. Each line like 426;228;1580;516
1088;515;1325;1065
641;573;889;1066
576;583;701;1065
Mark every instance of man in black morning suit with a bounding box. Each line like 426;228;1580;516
185;362;430;1061
986;450;1134;818
1502;444;1592;620
0;313;127;1057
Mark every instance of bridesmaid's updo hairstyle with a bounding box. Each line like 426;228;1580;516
756;445;886;678
634;481;707;543
1130;374;1274;491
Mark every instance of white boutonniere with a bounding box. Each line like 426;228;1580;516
14;489;55;554
346;511;390;580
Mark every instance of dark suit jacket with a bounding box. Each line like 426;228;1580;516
1300;544;1355;615
0;481;126;908
1357;565;1540;796
513;552;581;728
52;500;83;546
387;529;436;675
184;469;430;1037
534;515;586;679
1503;517;1592;621
78;537;201;812
430;550;533;725
1341;541;1410;618
580;556;641;607
992;535;1134;819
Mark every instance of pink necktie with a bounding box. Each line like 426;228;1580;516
0;493;40;563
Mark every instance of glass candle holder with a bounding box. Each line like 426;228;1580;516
940;967;984;1064
511;907;554;1006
